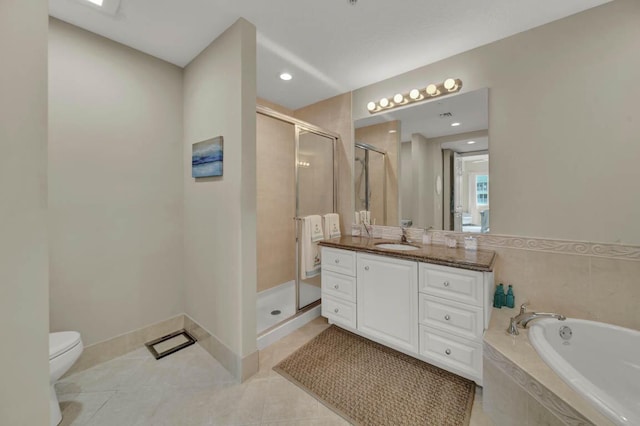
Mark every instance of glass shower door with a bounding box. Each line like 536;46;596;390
297;129;335;310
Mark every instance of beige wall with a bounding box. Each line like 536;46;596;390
353;0;640;245
256;114;295;292
354;121;400;226
257;97;294;116
183;18;258;374
0;0;50;423
410;133;443;230
399;142;413;223
295;93;353;234
48;19;185;346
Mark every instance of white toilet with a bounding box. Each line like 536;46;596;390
49;331;83;426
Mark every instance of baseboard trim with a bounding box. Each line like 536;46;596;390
183;314;258;382
65;314;185;376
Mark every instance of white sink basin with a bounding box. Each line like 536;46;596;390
375;243;420;251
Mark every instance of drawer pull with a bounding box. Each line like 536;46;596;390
445;349;452;355
364;266;370;271
444;314;450;321
443;281;450;287
335;259;340;264
334;284;339;289
334;308;339;313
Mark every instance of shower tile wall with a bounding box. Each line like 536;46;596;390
256;114;296;293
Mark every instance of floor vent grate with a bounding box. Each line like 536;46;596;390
145;329;196;360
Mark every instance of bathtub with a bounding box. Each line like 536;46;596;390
529;318;640;425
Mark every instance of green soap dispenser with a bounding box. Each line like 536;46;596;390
506;284;515;308
493;283;505;308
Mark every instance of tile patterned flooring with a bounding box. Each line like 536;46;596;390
57;317;493;425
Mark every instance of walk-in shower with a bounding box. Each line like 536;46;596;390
256;105;338;349
354;142;387;225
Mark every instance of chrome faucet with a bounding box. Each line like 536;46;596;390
506;303;566;335
401;226;410;243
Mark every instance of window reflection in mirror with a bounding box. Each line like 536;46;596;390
354;88;489;233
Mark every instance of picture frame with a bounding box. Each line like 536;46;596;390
192;136;223;178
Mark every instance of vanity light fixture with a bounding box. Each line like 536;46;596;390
426;84;439;97
366;78;462;114
280;73;293;81
444;78;459;92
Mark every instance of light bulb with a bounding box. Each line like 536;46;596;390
279;73;293;81
367;102;376;111
467;140;476;145
444;78;457;91
409;89;420;100
393;93;404;104
426;84;439;96
451;122;461;127
379;98;389;108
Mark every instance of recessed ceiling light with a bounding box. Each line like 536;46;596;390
87;0;103;5
280;73;293;81
467;140;476;144
451;122;461;127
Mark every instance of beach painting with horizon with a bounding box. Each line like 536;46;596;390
192;136;223;178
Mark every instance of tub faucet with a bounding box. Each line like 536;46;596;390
507;303;566;335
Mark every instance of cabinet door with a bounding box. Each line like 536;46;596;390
357;253;418;353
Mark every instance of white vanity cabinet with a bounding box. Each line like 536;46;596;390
356;253;418;353
320;245;493;385
417;262;493;384
321;248;357;329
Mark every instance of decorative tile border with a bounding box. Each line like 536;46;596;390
428;231;640;261
364;225;640;260
483;342;593;426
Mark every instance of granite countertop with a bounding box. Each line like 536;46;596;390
318;235;496;272
484;308;613;425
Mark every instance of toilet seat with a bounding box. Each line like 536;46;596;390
49;331;81;360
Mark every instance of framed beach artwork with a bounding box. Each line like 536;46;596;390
192;136;223;178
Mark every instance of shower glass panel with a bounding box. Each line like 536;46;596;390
256;114;297;333
297;129;335;309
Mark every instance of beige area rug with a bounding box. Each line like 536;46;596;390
274;326;475;426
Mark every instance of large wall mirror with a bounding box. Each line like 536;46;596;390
354;88;489;233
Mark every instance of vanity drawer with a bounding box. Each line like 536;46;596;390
321;270;356;303
322;295;356;329
419;325;482;381
322;247;356;277
419;295;483;340
419;263;483;307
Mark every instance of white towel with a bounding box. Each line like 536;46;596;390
301;215;323;280
323;213;341;239
359;210;371;226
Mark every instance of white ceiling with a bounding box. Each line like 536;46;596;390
49;0;611;110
